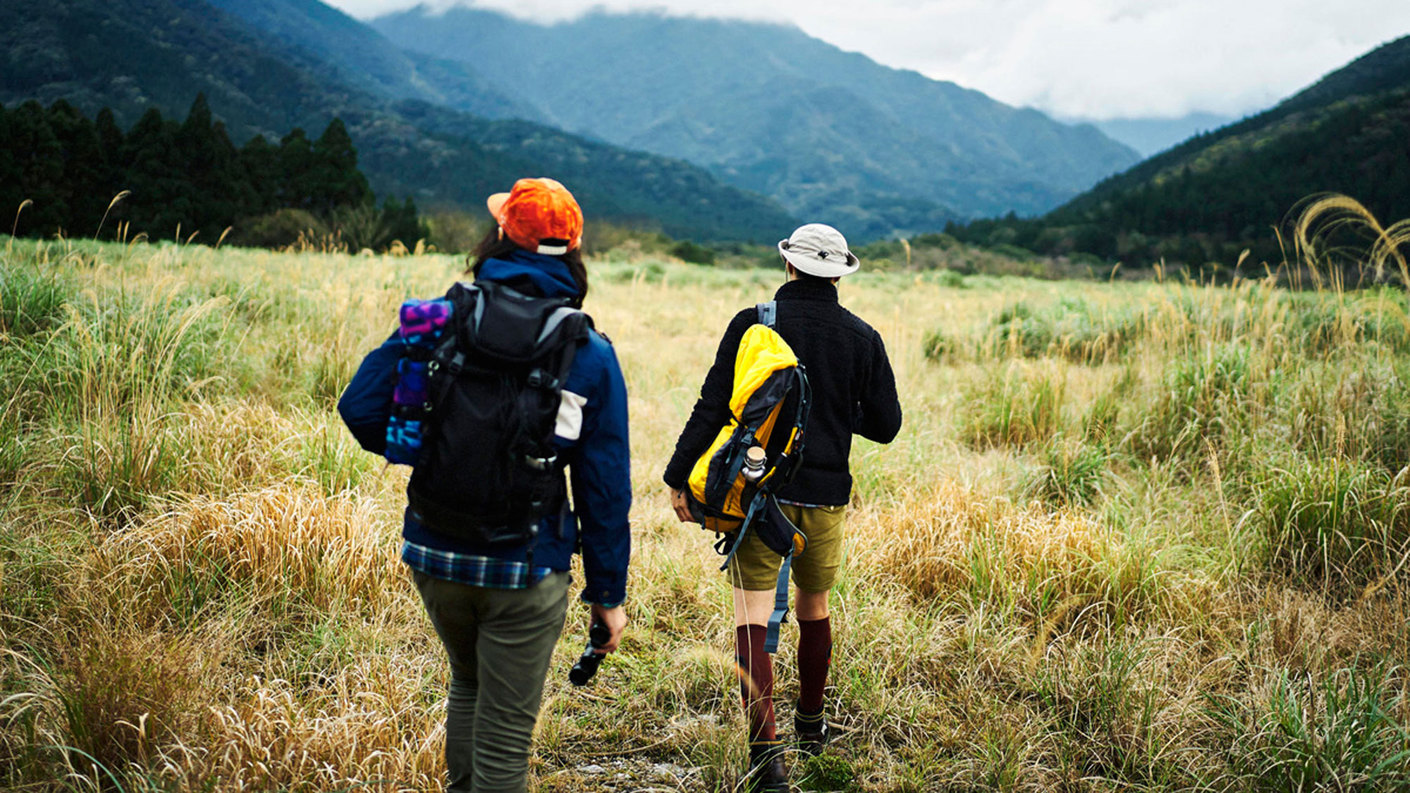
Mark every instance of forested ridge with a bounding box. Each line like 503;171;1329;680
0;0;795;244
947;35;1410;269
1;95;423;248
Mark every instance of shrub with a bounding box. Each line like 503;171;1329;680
984;299;1146;364
1286;290;1410;357
921;329;949;361
798;753;858;791
236;208;326;249
424;210;485;254
0;410;24;484
54;627;208;785
671;240;717;265
1208;664;1410;792
1025;436;1109;508
55;410;181;527
0;260;69;336
1127;343;1253;462
1030;641;1175;785
1257;458;1410;590
934;269;967;289
580;221;671;257
1286;360;1410;471
959;364;1066;449
1081;368;1136;445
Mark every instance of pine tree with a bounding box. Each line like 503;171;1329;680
381;195;429;246
277;127;317;211
0;96;416;249
0;104;18;229
93;107;128;233
122;107;187;239
173;94;252;240
312;118;372;212
47;100;109;236
213;120;259;234
7;101;66;235
240;134;281;215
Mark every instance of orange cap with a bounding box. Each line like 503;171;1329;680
486;177;584;255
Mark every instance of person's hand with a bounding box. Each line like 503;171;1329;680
670;487;694;523
590;604;627;654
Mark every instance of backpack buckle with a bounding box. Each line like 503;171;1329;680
526;368;559;390
524;452;557;471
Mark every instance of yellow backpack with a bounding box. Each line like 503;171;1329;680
686;302;811;652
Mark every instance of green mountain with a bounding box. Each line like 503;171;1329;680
202;0;538;122
0;0;795;242
370;7;1141;237
950;35;1410;267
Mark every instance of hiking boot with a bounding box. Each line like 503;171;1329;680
747;743;788;793
794;709;829;757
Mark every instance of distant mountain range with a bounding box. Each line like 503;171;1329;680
0;0;1149;243
950;34;1410;267
370;6;1141;238
1070;113;1238;158
0;0;794;242
202;0;539;123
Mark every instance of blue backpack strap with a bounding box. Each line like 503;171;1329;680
764;551;791;654
756;301;777;328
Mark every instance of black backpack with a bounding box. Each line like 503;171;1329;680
407;281;590;551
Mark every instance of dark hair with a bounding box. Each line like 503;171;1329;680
783;259;840;286
466;225;589;307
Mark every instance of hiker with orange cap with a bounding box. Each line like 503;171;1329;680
663;223;902;792
340;178;632;793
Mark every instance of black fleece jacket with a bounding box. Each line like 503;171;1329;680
663;277;903;505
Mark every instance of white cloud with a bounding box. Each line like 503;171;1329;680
326;0;1410;119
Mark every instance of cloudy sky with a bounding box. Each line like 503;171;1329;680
324;0;1410;121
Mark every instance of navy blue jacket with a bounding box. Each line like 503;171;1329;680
339;251;632;606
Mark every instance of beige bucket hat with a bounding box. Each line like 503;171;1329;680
778;223;860;278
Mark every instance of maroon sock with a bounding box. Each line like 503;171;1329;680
735;624;776;744
797;616;832;716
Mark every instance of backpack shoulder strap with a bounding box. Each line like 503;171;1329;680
756;301;777;328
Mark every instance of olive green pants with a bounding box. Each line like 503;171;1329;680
727;503;847;591
413;570;570;793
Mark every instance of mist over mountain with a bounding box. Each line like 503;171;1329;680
0;0;795;242
948;34;1410;267
370;5;1141;237
1076;112;1238;158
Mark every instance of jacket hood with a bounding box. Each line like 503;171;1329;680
476;249;581;300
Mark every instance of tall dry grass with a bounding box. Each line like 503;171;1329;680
3;201;1410;791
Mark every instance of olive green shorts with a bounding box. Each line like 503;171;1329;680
727;503;846;592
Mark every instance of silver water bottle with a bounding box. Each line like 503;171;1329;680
742;445;766;481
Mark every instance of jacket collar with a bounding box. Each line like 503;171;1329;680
774;277;839;303
475;249;580;299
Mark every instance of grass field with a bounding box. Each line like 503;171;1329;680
2;233;1410;792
